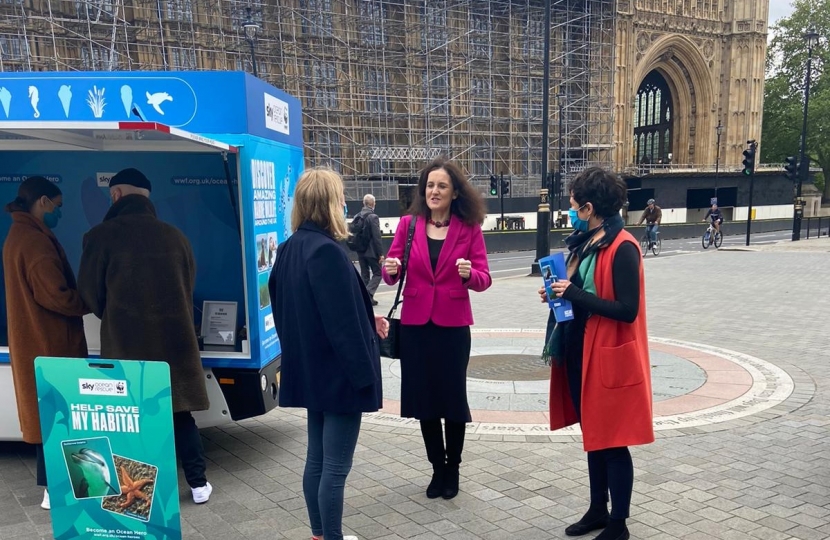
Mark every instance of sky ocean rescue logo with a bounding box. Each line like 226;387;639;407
78;379;128;397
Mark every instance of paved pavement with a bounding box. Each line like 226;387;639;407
2;243;830;539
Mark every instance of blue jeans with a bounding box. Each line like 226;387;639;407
304;411;362;540
646;223;659;243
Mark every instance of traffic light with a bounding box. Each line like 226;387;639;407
500;178;510;197
741;142;756;176
784;156;798;183
489;175;497;196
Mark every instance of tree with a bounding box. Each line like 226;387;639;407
762;0;828;198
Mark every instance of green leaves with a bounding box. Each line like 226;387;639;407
764;0;829;197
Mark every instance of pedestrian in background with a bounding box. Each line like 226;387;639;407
269;166;387;540
353;194;384;306
78;168;213;505
3;176;89;510
382;158;491;500
539;167;653;540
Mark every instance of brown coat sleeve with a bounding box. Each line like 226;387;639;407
26;241;87;318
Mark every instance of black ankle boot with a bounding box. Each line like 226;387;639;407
426;464;444;499
442;464;459;499
594;519;628;540
565;504;609;536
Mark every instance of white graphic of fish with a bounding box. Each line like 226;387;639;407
146;91;173;115
0;87;10;118
58;85;72;117
120;85;133;118
28;86;40;118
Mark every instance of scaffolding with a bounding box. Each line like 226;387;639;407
0;0;616;199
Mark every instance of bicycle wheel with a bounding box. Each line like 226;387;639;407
702;231;710;249
652;237;662;256
714;231;723;248
640;236;649;257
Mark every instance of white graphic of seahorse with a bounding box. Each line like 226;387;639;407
28;86;40;118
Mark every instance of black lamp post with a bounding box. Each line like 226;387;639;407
714;120;723;199
556;90;567;218
793;25;819;241
243;7;260;78
532;0;552;275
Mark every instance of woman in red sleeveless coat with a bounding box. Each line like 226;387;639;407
539;168;654;540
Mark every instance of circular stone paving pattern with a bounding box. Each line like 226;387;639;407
467;354;549;381
364;329;796;439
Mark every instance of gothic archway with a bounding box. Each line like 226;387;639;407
633;70;673;164
630;35;716;167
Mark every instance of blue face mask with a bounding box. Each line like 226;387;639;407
568;205;589;232
43;204;62;229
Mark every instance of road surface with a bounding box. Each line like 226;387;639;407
370;229;792;295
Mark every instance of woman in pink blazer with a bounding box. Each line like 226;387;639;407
382;158;491;500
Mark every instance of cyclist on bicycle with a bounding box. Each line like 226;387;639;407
704;203;724;235
637;198;662;248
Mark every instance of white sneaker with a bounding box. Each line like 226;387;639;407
41;489;50;510
191;482;212;504
344;537;359;540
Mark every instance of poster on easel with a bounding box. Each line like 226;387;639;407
35;357;182;540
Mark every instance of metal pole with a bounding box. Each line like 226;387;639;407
745;143;756;246
249;39;258;78
500;172;505;227
793;40;814;241
532;0;551;275
558;97;564;216
714;120;721;199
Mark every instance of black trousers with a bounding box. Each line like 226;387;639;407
587;446;633;520
173;411;208;488
420;419;466;467
35;444;47;487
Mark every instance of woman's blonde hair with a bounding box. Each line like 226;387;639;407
291;166;349;240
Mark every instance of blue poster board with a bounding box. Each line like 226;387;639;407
36;357;181;540
0;71;304;373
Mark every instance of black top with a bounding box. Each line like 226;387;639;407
705;208;724;222
563;241;640;323
427;237;444;272
559;240;641;416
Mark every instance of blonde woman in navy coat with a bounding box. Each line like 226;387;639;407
269;167;388;540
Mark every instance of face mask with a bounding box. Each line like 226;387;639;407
568;205;589;232
43;203;62;229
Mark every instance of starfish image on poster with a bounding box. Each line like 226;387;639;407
101;455;158;522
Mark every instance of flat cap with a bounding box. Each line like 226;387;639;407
109;168;152;192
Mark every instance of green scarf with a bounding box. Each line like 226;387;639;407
541;252;596;364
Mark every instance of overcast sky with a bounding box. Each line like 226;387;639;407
768;0;794;25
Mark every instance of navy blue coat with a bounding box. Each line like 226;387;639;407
269;221;382;414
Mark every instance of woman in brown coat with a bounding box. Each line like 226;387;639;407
2;176;89;510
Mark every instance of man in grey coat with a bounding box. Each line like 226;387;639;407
77;168;213;504
356;194;384;306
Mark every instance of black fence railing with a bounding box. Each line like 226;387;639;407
803;217;830;239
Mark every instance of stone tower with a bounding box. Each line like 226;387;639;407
615;0;769;171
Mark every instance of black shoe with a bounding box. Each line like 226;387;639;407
442;464;459;500
565;506;609;536
594;519;628;540
426;464;444;499
371;299;379;306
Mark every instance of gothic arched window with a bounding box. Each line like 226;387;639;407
634;70;673;164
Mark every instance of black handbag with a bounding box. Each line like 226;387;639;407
378;217;416;359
